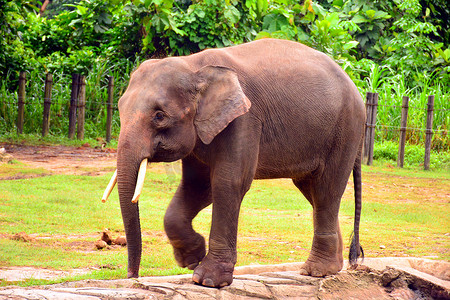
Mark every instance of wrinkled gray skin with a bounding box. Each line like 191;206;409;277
117;39;365;288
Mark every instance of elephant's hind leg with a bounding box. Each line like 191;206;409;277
293;177;345;277
164;155;212;270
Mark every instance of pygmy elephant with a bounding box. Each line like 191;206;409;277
102;38;365;287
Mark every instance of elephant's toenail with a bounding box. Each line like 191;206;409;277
299;269;308;276
192;274;201;283
202;278;214;287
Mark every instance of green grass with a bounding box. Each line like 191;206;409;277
0;161;449;287
0;160;48;179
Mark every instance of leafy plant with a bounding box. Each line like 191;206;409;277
0;0;448;155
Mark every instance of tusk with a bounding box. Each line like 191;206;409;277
102;170;117;203
132;158;148;203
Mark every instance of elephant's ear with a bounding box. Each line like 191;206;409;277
194;66;251;145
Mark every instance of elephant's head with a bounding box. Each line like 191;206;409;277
101;58;250;278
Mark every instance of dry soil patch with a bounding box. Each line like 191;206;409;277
0;143;117;176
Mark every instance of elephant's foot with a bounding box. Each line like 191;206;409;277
299;257;343;277
299;232;343;277
170;232;206;270
192;255;234;287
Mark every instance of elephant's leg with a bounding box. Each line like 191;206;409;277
192;165;255;287
164;155;212;270
192;119;260;287
293;177;345;277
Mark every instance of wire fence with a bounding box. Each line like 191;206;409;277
1;72;448;170
362;92;448;170
1;71;123;141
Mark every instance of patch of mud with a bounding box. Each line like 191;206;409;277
318;269;391;299
0;143;117;177
4;231;126;256
10;232;34;243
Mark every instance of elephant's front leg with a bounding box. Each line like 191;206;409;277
192;169;253;288
191;117;260;287
164;156;212;270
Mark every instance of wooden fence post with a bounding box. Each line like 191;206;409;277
363;92;373;164
424;95;434;170
363;92;378;165
106;76;114;143
68;74;80;139
367;93;378;166
397;96;409;168
42;73;53;137
17;71;26;134
77;75;86;140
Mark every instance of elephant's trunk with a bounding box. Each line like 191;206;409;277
116;136;151;278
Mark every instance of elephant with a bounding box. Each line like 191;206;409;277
102;38;365;288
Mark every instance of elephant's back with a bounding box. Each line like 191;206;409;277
187;38;330;73
186;39;357;103
185;39;365;179
185;38;364;136
194;39;364;179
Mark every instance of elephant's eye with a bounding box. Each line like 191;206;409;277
154;111;165;121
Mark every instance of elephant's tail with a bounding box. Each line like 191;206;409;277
349;147;364;265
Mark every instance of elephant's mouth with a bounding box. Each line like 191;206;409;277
101;158;148;204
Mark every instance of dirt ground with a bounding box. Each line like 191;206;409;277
0;143;448;291
0;143;117;176
0;143;163;282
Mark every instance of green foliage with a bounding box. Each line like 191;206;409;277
0;57;134;140
0;1;38;86
0;0;448;155
136;0;257;56
373;140;450;170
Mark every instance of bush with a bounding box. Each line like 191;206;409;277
373;140;450;169
0;0;448;158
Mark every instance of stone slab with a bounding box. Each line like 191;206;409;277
0;258;448;299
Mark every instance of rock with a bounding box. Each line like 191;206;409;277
387;265;450;299
0;258;449;299
95;240;107;250
259;271;322;285
101;229;113;245
221;279;271;298
268;284;317;299
381;267;402;287
409;258;450;281
53;287;149;299
113;236;127;246
0;288;100;299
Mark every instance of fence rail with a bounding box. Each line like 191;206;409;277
4;72;449;170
